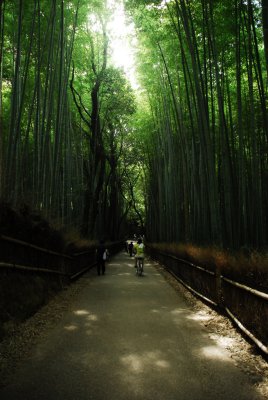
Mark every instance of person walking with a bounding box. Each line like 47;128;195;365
96;240;109;275
128;241;134;257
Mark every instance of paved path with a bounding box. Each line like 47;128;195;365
0;252;264;399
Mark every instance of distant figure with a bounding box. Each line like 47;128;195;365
128;241;134;257
134;238;145;269
96;240;109;275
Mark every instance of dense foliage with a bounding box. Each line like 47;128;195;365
0;0;137;239
125;0;268;249
0;0;267;250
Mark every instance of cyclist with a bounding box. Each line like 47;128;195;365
134;238;145;273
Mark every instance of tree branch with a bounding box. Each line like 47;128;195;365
70;63;92;130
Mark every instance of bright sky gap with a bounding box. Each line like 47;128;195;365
107;0;139;89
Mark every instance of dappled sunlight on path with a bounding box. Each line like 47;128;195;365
0;251;264;400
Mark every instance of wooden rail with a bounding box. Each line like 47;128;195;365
147;246;268;356
222;276;268;300
0;234;70;258
0;235;124;280
0;261;66;276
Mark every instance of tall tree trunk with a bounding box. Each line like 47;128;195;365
0;0;4;197
262;0;268;79
6;0;23;202
178;0;221;244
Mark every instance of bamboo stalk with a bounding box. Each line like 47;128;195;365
225;306;268;355
222;276;268;300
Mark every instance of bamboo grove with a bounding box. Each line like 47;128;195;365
0;0;137;239
0;0;267;250
125;0;268;250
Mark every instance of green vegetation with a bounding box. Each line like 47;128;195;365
0;0;267;255
125;0;267;250
0;0;138;240
148;242;268;289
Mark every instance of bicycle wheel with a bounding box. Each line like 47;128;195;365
138;259;142;276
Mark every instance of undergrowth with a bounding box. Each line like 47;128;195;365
0;202;96;340
0;201;96;254
149;242;268;289
0;202;65;252
0;272;61;340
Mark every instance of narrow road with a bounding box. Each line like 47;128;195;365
0;252;264;399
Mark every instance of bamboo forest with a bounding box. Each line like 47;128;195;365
0;0;267;254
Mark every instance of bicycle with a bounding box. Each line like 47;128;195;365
136;257;144;276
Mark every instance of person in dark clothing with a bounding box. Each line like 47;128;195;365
128;241;134;257
96;240;108;275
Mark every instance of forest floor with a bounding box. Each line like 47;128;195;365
0;255;268;398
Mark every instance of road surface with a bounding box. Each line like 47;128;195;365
0;251;264;399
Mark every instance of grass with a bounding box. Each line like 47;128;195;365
0;201;98;254
0;271;61;340
0;202;65;252
60;227;97;254
0;203;125;342
148;242;268;289
0;203;97;341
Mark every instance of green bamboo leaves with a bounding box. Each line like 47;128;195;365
127;0;267;249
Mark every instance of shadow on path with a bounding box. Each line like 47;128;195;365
0;251;265;400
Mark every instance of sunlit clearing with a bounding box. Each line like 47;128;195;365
170;308;185;315
121;355;143;373
74;309;89;316
86;314;98;321
187;311;212;322
107;0;139;89
209;334;236;349
121;351;170;373
64;325;78;331
155;360;170;368
201;346;231;361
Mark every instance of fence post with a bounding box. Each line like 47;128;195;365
215;267;223;308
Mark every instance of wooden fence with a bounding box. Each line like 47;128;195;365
0;235;124;281
146;246;268;356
